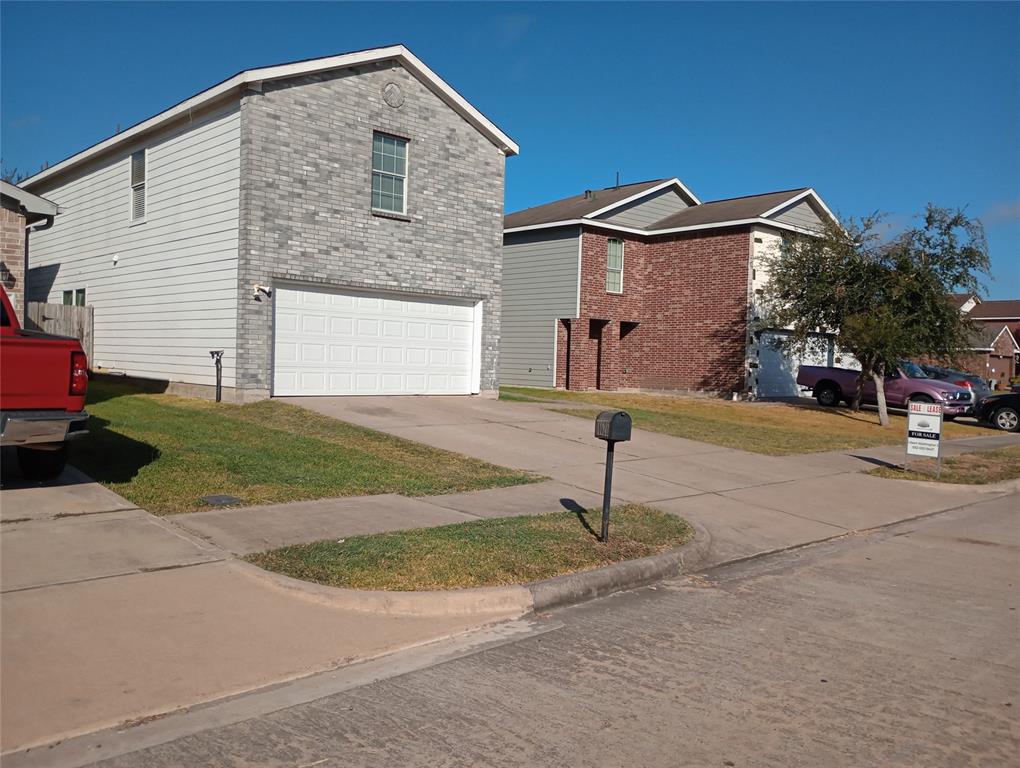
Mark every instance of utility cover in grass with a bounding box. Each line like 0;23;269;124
246;504;694;591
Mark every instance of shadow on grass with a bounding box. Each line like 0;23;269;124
559;497;600;540
70;415;161;483
86;374;169;406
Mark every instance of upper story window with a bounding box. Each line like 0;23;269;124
371;132;408;214
130;149;146;222
606;238;624;293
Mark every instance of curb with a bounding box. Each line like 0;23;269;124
528;520;712;612
235;520;713;619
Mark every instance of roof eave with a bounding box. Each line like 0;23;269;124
504;216;822;238
23;44;517;189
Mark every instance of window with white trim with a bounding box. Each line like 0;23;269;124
606;238;624;293
62;288;86;306
371;132;407;214
130;149;146;222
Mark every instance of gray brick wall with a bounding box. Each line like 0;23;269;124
236;61;506;397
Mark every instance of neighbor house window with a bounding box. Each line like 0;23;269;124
130;149;146;222
63;288;86;306
606;239;624;293
371;132;407;214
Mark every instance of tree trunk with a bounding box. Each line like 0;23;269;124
871;370;890;427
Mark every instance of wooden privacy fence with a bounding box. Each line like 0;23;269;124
26;302;94;363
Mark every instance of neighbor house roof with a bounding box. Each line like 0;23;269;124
648;188;810;229
505;183;836;237
969;299;1020;320
949;292;980;310
504;179;699;229
23;44;518;189
968;323;1020;352
0;180;59;222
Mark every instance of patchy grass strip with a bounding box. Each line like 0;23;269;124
72;380;539;515
501;386;980;456
245;504;693;591
868;444;1020;485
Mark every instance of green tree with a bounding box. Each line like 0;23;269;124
759;206;989;426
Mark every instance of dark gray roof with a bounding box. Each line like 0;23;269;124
648;188;809;229
504;179;671;229
504;183;811;232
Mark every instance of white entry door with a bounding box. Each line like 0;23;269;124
273;285;479;396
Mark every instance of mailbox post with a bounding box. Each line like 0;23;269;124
594;410;632;542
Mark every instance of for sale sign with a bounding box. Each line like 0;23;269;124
906;401;943;458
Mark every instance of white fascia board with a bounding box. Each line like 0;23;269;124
0;180;59;216
24;45;517;189
973;315;1018;321
505;216;820;238
582;178;702;219
760;188;840;227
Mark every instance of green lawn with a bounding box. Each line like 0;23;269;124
868;444;1020;484
500;386;983;456
73;380;538;514
246;504;693;591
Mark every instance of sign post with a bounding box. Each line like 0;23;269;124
906;401;943;478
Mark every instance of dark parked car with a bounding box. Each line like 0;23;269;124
975;392;1020;433
920;364;993;405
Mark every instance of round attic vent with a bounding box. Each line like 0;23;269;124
382;82;405;108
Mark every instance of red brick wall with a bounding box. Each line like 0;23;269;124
1;205;26;321
560;226;751;393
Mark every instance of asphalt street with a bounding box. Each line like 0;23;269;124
78;491;1018;768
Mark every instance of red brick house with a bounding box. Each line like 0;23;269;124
501;179;838;396
1;180;59;322
949;294;1020;386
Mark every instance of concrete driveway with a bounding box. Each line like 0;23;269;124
285;395;1008;564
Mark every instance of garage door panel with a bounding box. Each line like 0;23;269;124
756;332;833;398
273;285;477;396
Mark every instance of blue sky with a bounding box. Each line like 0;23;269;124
3;1;1018;297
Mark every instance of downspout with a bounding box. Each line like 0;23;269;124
23;213;55;317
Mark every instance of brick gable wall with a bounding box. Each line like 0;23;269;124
557;226;751;393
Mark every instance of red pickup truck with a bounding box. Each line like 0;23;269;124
0;287;89;480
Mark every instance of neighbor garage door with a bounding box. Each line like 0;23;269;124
273;285;478;396
755;331;833;398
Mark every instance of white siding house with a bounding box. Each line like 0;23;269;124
27;99;242;387
21;45;518;401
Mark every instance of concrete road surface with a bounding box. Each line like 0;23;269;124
43;490;1016;768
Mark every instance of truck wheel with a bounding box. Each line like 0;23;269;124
815;384;841;407
16;444;69;482
992;406;1020;433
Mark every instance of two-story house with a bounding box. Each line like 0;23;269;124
22;45;518;401
501;179;839;398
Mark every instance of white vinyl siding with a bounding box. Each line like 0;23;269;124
130;149;146;222
371;133;407;213
606;238;623;293
27;99;241;387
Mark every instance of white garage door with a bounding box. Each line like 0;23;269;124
273;285;479;396
756;332;833;398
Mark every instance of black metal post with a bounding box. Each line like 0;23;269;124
601;440;615;542
210;350;224;402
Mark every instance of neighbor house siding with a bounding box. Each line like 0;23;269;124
501;227;580;387
596;187;690;229
26;99;242;387
237;61;506;397
770;199;823;231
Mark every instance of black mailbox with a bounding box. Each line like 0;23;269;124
595;410;632;443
